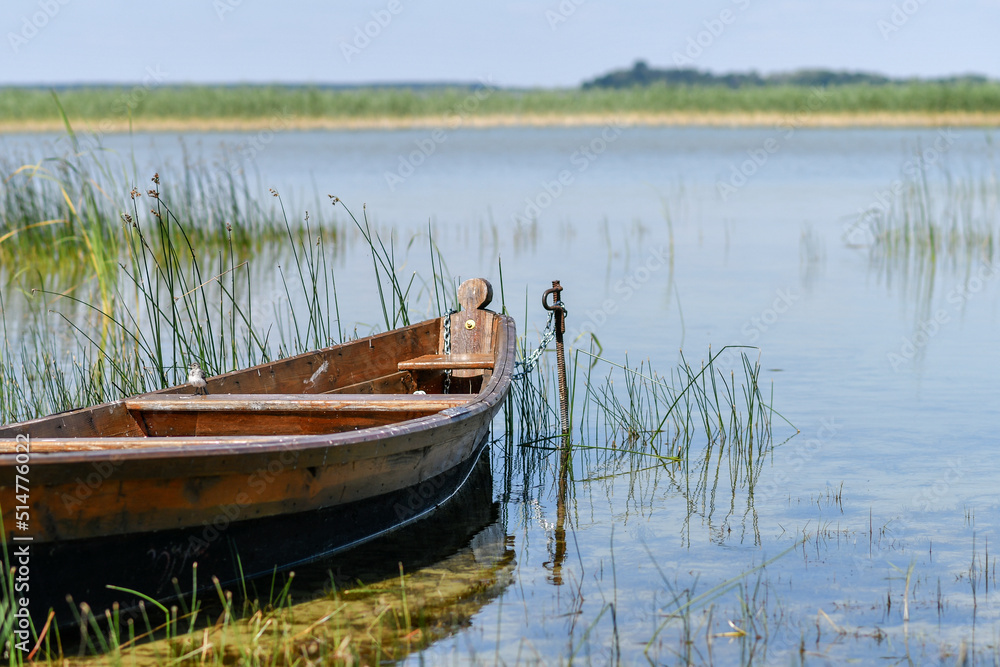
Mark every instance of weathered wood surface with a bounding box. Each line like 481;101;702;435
125;394;472;437
397;353;495;371
444;278;498;379
0;319;440;440
0;279;516;546
18;439;495;622
126;393;470;413
4;421;485;542
327;370;417;394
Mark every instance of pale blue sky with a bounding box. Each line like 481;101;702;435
2;1;998;87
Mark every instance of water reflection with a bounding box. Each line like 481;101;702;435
544;442;572;586
72;452;514;665
288;451;509;599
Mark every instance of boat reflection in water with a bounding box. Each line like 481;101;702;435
75;450;514;664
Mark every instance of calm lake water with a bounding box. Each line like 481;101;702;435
3;125;999;664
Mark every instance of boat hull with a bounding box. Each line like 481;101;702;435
0;296;516;625
15;433;492;621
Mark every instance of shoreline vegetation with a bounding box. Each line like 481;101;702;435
3;111;999;133
2;81;1000;133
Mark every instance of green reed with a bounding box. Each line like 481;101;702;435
3;83;1000;124
0;140;326;276
856;155;1000;320
863;159;999;268
0;151;471;424
0;189;349;423
573;345;778;463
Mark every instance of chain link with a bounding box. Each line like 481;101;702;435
513;301;567;380
444;301;567;386
442;308;458;393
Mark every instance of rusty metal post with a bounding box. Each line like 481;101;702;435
542;280;569;438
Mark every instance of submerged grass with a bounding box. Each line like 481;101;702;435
59;551;514;667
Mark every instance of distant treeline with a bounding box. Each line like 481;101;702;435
583;60;994;89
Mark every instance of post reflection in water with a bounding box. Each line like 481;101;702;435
544;442;572;586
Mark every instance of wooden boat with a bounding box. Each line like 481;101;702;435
0;278;514;621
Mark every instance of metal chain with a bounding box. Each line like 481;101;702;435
513;302;567;380
442;308;458;393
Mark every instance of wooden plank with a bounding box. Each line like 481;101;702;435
326;370;416;394
0;402;144;439
136;410;444;437
0;437;273;453
125;393;469;413
124;393;471;437
0;319;440;439
397;353;494;371
0;407;483;459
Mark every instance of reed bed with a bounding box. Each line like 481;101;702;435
3;83;1000;127
865;168;1000;266
509;339;782;482
0;142;321;276
857;158;1000;314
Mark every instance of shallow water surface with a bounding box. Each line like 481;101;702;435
3;125;999;664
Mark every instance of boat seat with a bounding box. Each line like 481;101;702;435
124;393;470;414
396;353;494;372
